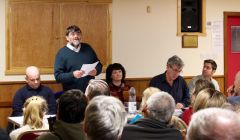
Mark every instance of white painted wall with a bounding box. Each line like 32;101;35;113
0;0;240;81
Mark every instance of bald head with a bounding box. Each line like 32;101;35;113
26;66;39;76
25;66;41;89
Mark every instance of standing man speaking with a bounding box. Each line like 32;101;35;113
54;25;102;92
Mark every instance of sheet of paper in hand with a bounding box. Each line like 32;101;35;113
80;61;99;77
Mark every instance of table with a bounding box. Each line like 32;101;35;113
8;115;55;129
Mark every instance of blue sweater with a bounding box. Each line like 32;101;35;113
54;43;102;92
12;84;57;116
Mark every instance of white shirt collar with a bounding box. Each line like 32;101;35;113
66;43;81;52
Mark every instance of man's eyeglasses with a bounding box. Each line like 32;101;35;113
170;66;182;73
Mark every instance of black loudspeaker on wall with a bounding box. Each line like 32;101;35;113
181;0;201;32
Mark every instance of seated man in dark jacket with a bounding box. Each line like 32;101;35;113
121;91;183;140
149;55;190;109
7;66;56;134
12;66;56;116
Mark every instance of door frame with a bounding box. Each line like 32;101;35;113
224;12;240;93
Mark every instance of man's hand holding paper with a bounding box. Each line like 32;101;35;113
80;61;99;77
73;70;85;78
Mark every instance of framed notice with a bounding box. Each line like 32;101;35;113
182;35;198;48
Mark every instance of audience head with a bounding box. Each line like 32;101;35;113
25;66;41;89
233;71;240;95
84;96;127;140
221;102;235;111
144;91;175;123
85;79;110;100
140;87;160;110
58;89;88;123
166;55;184;81
191;79;215;105
234;104;240;117
106;63;126;84
187;108;240;140
23;96;48;129
202;59;217;78
193;88;227;113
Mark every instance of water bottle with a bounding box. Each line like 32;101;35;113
128;87;137;114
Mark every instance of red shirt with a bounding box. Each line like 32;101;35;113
109;83;131;102
181;107;193;125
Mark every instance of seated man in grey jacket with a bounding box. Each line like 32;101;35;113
188;59;219;94
121;91;182;140
37;89;88;140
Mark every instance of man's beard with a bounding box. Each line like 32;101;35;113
72;40;80;47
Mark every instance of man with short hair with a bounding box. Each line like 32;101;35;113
54;25;102;92
85;79;110;100
12;66;56;116
188;59;220;94
187;108;240;140
149;55;190;108
37;89;88;140
84;96;127;140
121;92;183;140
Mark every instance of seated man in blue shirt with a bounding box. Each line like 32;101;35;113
7;66;56;134
149;55;190;109
12;66;57;116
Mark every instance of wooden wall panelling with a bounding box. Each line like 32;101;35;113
6;0;112;75
7;1;60;74
8;0;112;3
0;108;12;129
125;78;150;102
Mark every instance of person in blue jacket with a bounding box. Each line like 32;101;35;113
54;25;102;92
12;66;56;116
7;66;56;134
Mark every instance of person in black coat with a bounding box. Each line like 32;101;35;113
121;91;183;140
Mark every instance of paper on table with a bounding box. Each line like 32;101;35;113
80;61;99;77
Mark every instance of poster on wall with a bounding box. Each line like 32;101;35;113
231;26;240;53
212;21;223;53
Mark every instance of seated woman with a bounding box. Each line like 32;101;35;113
193;88;227;113
10;96;48;140
106;63;131;102
182;79;215;125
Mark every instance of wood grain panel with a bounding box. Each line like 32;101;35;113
60;3;111;70
8;0;112;3
6;0;112;74
7;2;60;73
0;75;224;128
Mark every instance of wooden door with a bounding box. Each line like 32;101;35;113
224;12;240;92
